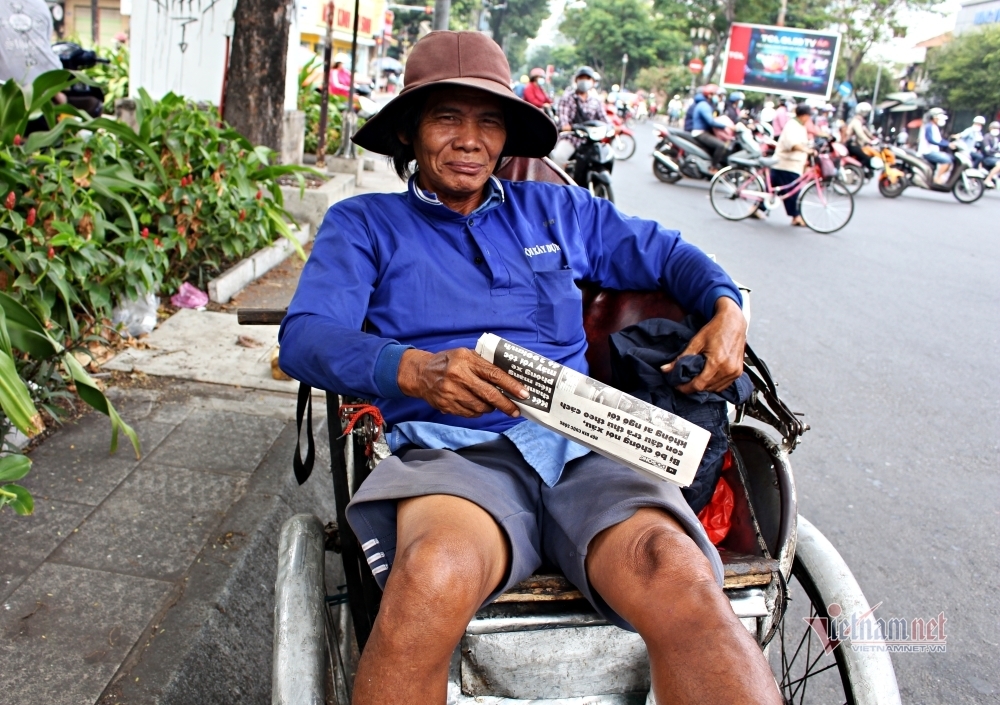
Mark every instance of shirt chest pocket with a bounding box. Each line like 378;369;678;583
533;269;583;345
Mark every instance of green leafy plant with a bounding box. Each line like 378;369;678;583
93;44;131;113
299;56;346;156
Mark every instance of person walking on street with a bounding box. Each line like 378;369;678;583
690;84;730;172
523;68;551;111
919;108;954;185
556;66;610;186
770;104;814;227
771;99;791;136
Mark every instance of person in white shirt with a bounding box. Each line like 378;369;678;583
769;104;814;227
0;0;61;86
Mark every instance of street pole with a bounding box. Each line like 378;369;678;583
335;0;362;158
871;63;883;128
90;0;99;45
777;0;787;27
433;0;450;30
621;53;628;91
316;1;334;167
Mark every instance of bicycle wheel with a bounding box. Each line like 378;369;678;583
611;134;637;160
837;163;865;194
798;180;854;233
710;168;765;221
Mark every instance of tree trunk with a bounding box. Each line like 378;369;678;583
223;0;291;150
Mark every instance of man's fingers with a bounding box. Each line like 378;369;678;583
471;379;522;417
659;336;706;373
474;356;529;399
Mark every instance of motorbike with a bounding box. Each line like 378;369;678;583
652;120;762;184
52;42;109;118
565;121;616;202
603;105;637;160
878;139;987;204
827;139;888;195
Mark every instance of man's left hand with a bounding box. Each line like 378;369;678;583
660;297;746;394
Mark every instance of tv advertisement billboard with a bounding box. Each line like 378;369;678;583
721;23;841;99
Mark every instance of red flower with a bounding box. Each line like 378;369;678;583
13;134;22;146
47;246;55;260
26;208;36;227
141;227;149;239
255;190;263;200
238;209;246;221
154;237;161;247
4;192;15;210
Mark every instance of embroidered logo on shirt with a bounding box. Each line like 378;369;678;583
524;243;562;257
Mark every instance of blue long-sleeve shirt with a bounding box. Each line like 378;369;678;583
692;98;727;132
279;175;741;436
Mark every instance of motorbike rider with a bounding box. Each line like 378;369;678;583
667;94;683;126
690;84;730;173
724;91;744;124
845;102;877;168
983;121;1000;188
523;67;552;111
771;98;792;136
956;116;986;168
918;108;954;185
556;65;611;186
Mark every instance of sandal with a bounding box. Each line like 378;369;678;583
791;217;805;227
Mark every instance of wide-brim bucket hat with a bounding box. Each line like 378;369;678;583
352;31;557;158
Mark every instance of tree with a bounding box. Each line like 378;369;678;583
927;25;1000;118
560;0;687;84
223;0;292;151
827;0;934;86
635;65;693;96
526;44;579;91
488;0;552;71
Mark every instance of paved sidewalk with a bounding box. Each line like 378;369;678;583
0;160;405;705
1;380;339;705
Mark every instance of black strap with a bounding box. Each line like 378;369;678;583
293;382;315;485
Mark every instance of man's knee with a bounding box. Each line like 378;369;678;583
626;521;719;597
389;531;499;619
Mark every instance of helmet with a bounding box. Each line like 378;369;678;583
728;91;745;102
926;107;946;120
973;115;986;125
519;74;529;84
823;103;835;113
673;94;680;99
529;67;545;79
990;121;1000;130
611;84;620;92
700;83;720;96
575;66;597;79
855;102;872;115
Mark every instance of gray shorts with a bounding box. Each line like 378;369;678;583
345;438;723;631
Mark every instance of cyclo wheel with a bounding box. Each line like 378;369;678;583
612;134;637;160
709;167;765;221
798;179;854;234
770;555;856;704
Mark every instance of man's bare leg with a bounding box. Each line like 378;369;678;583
352;494;509;705
587;508;781;705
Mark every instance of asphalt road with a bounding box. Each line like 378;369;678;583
611;125;999;703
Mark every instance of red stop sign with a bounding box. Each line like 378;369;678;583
688;58;704;74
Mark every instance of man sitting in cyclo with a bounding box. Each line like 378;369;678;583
280;31;781;705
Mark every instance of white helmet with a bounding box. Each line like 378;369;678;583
973;115;986;125
855;102;872;115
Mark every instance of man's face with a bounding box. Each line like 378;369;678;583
408;88;507;199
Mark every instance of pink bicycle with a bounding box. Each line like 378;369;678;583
709;156;855;233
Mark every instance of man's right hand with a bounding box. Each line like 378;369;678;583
397;348;529;418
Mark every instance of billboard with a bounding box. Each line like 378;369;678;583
721;23;841;99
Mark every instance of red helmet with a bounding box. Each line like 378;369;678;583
700;83;720;96
529;67;545;79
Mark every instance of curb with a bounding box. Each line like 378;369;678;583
280;172;356;228
208;224;313;304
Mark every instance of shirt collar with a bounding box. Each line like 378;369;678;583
407;173;505;219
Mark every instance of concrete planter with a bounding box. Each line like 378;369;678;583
207;225;312;304
279;173;355;229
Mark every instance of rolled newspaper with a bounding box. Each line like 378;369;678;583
475;333;711;486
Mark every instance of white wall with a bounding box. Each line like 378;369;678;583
130;0;299;109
